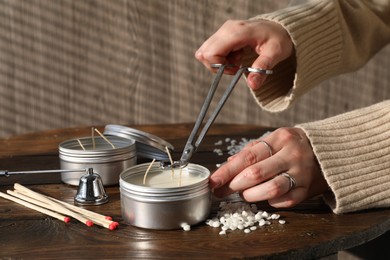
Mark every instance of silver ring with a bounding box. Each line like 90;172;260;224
259;140;273;157
280;172;297;191
247;67;273;75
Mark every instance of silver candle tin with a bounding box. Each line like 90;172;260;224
119;162;211;230
59;136;136;186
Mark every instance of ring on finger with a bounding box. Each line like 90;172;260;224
259;140;273;157
279;172;297;191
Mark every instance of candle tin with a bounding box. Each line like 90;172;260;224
59;136;136;186
119;162;211;230
103;124;174;162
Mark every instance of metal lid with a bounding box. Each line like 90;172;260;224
103;124;174;161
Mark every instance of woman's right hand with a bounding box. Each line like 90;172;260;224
209;127;329;209
195;19;294;90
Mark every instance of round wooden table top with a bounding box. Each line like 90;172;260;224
1;124;389;259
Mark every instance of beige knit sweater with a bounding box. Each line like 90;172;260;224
251;0;390;214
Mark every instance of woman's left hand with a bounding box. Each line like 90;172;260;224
210;127;329;208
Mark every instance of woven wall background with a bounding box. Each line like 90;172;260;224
1;0;390;138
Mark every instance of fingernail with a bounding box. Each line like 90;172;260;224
194;50;202;59
210;177;222;189
227;155;236;161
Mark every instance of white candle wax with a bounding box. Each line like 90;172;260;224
132;168;205;188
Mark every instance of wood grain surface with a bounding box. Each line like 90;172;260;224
1;124;389;259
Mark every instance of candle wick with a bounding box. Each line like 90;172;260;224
77;139;86;151
165;146;175;180
143;159;156;185
94;128;115;149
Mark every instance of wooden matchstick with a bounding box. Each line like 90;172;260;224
0;191;71;223
87;216;119;230
44;194;115;224
143;158;156;185
15;189;118;230
94;128;115;149
13;183;93;227
14;184;118;228
8;189;52;210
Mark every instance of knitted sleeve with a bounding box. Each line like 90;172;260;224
249;0;390;213
249;0;390;112
297;101;390;214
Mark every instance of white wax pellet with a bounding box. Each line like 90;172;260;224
246;222;255;227
259;219;266;226
207;201;287;234
212;221;221;228
261;211;269;218
219;230;226;235
213;148;223;156
181;223;191;231
211;221;218;227
214;140;223;146
247;216;254;222
230;225;237;230
279;219;286;225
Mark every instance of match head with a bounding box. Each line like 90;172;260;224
86;220;94;227
64;217;71;223
105;216;113;220
108;222;119;230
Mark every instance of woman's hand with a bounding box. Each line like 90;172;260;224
210;127;329;208
195;19;294;90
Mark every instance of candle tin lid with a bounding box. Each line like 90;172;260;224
103;124;174;161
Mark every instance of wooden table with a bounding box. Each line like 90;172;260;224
0;124;389;259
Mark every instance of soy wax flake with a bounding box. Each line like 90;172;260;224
205;201;286;235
